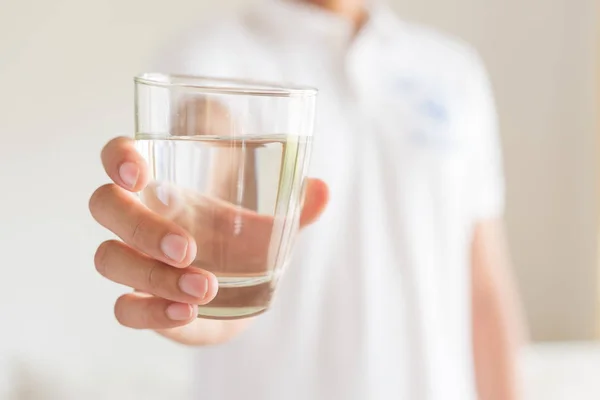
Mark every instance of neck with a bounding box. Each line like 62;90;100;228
304;0;367;27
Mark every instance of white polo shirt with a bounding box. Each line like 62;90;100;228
152;1;504;399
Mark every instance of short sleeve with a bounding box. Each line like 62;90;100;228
464;54;505;219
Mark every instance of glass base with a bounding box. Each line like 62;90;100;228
197;306;268;320
196;275;274;320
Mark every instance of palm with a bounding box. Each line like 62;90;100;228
154;178;328;345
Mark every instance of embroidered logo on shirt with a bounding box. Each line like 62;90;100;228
392;76;458;151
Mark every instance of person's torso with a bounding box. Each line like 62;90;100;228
155;2;487;399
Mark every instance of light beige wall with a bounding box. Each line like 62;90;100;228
0;1;246;397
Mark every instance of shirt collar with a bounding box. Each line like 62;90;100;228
252;0;403;44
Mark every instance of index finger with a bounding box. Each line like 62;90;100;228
101;136;149;192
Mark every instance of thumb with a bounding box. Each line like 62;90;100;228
299;178;329;228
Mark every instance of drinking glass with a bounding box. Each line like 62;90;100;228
134;73;317;319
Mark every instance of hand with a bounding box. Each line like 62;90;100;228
89;137;328;345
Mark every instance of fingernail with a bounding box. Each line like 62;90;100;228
119;162;139;189
179;274;208;299
161;234;188;262
156;184;170;206
166;303;192;321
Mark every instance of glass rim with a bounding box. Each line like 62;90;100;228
134;73;318;98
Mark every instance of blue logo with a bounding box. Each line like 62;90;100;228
390;75;458;151
419;98;448;124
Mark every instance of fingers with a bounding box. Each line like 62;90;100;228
300;178;329;228
139;181;188;218
174;96;233;137
95;240;218;304
114;292;198;330
89;183;197;267
101;136;149;192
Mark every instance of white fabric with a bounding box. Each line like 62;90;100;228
151;1;504;399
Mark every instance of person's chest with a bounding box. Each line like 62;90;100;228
282;41;472;211
217;24;476;228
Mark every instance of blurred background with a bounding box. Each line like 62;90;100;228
0;0;597;398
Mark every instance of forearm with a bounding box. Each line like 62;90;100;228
473;290;523;400
471;219;527;400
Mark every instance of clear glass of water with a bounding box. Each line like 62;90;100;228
134;73;317;319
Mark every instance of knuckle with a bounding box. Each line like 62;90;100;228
94;240;115;277
143;299;167;329
146;262;162;292
101;136;130;159
146;310;164;329
89;184;116;217
113;295;132;327
114;294;168;330
130;214;151;246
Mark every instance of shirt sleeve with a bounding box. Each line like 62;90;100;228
465;53;505;220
